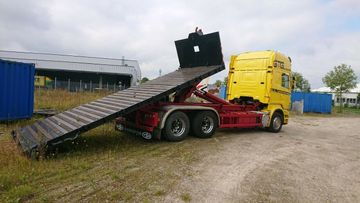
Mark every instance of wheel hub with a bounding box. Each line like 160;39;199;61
141;132;152;140
201;116;214;133
273;117;282;130
171;118;186;137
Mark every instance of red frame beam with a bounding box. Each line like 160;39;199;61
116;85;264;133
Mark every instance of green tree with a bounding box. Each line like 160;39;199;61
140;77;149;84
214;80;222;87
357;93;360;109
292;72;311;92
322;64;357;112
223;76;228;86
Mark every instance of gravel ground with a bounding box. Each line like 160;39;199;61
165;115;360;202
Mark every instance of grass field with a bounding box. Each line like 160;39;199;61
294;106;360;117
334;106;360;115
0;90;202;202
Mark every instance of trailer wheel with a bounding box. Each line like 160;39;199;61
164;111;190;141
191;111;218;138
268;112;283;133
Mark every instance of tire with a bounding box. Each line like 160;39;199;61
191;111;218;138
268;112;283;133
163;111;190;141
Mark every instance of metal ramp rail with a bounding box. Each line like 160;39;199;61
12;31;225;156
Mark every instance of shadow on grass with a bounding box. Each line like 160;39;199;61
51;135;137;155
48;126;279;158
46;125;164;159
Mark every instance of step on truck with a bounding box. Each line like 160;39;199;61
13;31;293;157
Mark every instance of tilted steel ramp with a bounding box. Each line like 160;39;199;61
13;31;225;155
13;65;224;154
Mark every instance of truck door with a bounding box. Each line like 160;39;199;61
271;61;291;109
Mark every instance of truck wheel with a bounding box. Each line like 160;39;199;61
191;111;218;138
268;112;283;133
164;111;190;141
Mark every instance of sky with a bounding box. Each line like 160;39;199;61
0;0;359;88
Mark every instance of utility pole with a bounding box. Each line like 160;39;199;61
121;56;125;65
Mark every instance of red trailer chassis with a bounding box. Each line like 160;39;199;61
115;82;267;140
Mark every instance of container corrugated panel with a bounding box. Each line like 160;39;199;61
291;92;332;114
0;59;35;121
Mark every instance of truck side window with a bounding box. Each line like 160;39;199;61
281;73;289;88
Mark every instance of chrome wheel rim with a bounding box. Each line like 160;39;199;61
171;118;186;137
273;116;282;130
201;116;214;134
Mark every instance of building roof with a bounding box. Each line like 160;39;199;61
312;83;360;93
0;50;141;85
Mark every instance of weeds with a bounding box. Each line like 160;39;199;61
154;189;166;196
0;89;199;202
181;192;192;202
333;106;360;116
34;89;109;111
291;106;360;117
6;184;35;202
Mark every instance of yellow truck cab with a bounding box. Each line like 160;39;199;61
226;50;293;132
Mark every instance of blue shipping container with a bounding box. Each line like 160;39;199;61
0;59;35;121
218;85;226;99
291;92;332;114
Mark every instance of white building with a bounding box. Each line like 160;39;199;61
312;84;360;107
0;50;141;91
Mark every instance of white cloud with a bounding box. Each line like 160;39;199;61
294;32;360;87
0;0;359;88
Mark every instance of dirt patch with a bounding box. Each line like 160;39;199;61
165;116;360;202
